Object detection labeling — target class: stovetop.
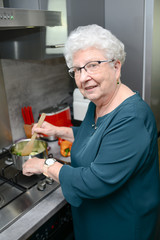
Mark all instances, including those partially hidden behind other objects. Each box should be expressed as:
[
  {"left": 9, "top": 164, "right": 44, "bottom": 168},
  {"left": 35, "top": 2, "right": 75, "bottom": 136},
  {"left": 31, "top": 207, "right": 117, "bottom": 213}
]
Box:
[{"left": 0, "top": 148, "right": 59, "bottom": 233}]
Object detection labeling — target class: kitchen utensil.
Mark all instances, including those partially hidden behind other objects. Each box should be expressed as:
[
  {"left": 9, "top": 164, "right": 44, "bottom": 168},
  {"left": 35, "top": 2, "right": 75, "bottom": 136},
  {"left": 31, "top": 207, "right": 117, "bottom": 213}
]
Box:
[
  {"left": 29, "top": 106, "right": 34, "bottom": 123},
  {"left": 21, "top": 113, "right": 46, "bottom": 156},
  {"left": 26, "top": 106, "right": 32, "bottom": 124},
  {"left": 21, "top": 106, "right": 34, "bottom": 124},
  {"left": 24, "top": 106, "right": 31, "bottom": 125},
  {"left": 21, "top": 107, "right": 27, "bottom": 124},
  {"left": 10, "top": 139, "right": 48, "bottom": 170}
]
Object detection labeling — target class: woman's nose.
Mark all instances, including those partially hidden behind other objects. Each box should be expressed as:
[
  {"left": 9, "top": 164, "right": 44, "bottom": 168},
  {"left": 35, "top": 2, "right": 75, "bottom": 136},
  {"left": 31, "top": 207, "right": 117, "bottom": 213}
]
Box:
[{"left": 78, "top": 68, "right": 90, "bottom": 82}]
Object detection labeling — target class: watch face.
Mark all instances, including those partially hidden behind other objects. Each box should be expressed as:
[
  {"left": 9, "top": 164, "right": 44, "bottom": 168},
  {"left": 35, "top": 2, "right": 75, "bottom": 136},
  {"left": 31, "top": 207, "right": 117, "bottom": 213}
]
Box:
[{"left": 45, "top": 158, "right": 56, "bottom": 166}]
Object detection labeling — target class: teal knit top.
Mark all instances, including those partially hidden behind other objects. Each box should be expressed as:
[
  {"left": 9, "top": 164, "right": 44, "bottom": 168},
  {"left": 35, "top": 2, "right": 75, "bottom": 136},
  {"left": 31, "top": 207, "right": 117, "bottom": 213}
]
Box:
[{"left": 59, "top": 92, "right": 160, "bottom": 240}]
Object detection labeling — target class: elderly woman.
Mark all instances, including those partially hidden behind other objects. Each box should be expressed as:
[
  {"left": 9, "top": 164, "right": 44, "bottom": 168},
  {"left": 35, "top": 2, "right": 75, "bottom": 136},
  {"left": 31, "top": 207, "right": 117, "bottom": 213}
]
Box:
[{"left": 23, "top": 25, "right": 160, "bottom": 240}]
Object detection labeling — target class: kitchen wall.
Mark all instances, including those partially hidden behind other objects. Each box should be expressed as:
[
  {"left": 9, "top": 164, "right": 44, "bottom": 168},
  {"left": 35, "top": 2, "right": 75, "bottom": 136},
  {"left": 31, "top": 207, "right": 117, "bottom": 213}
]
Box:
[{"left": 1, "top": 57, "right": 75, "bottom": 142}]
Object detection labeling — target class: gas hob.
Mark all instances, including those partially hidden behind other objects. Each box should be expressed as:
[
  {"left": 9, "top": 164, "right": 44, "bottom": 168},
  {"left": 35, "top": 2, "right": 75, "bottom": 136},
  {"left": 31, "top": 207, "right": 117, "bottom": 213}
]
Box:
[{"left": 0, "top": 148, "right": 59, "bottom": 233}]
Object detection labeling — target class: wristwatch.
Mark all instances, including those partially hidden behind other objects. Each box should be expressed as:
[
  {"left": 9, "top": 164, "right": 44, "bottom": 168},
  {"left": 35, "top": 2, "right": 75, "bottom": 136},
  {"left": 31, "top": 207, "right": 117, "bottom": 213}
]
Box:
[{"left": 43, "top": 158, "right": 56, "bottom": 177}]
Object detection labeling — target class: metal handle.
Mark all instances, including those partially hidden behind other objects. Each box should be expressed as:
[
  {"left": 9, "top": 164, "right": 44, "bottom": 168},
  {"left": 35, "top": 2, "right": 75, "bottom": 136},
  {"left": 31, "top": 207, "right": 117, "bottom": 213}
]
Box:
[{"left": 46, "top": 44, "right": 64, "bottom": 48}]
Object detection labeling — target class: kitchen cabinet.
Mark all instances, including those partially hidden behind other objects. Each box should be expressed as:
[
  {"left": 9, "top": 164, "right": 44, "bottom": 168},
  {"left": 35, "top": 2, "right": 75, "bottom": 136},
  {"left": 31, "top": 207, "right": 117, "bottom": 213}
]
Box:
[
  {"left": 66, "top": 0, "right": 105, "bottom": 33},
  {"left": 3, "top": 0, "right": 40, "bottom": 9}
]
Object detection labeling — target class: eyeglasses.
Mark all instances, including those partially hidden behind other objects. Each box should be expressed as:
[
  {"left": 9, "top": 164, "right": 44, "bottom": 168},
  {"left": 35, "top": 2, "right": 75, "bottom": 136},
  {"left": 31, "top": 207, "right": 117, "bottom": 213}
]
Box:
[{"left": 68, "top": 59, "right": 114, "bottom": 78}]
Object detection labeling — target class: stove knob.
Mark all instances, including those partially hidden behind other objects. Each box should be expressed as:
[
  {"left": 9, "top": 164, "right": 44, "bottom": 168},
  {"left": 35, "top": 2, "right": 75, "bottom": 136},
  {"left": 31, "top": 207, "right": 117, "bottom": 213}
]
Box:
[
  {"left": 46, "top": 177, "right": 54, "bottom": 185},
  {"left": 37, "top": 180, "right": 46, "bottom": 191}
]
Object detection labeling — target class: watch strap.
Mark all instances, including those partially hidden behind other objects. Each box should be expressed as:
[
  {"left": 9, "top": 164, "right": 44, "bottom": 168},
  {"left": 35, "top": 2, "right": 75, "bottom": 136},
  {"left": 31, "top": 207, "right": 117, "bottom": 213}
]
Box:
[{"left": 43, "top": 164, "right": 49, "bottom": 177}]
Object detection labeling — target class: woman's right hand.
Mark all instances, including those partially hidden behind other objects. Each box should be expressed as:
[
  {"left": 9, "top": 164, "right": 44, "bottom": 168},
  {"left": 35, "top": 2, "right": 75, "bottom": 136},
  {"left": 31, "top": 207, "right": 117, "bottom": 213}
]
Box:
[
  {"left": 32, "top": 121, "right": 74, "bottom": 142},
  {"left": 32, "top": 121, "right": 58, "bottom": 138}
]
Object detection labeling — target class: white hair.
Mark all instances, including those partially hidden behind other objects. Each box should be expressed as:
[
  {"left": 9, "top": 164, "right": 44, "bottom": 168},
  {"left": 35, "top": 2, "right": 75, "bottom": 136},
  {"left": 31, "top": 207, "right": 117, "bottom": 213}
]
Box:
[{"left": 63, "top": 24, "right": 126, "bottom": 68}]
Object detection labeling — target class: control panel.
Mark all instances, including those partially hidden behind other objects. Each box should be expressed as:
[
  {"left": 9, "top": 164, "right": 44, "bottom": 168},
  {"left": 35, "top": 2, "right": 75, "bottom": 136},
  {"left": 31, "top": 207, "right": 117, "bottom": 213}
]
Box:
[
  {"left": 0, "top": 13, "right": 14, "bottom": 20},
  {"left": 0, "top": 8, "right": 22, "bottom": 27},
  {"left": 28, "top": 204, "right": 74, "bottom": 240}
]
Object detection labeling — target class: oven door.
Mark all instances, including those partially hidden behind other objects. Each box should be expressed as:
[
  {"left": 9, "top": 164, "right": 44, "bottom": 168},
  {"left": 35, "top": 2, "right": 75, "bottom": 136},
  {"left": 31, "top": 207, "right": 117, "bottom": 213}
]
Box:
[{"left": 28, "top": 203, "right": 74, "bottom": 240}]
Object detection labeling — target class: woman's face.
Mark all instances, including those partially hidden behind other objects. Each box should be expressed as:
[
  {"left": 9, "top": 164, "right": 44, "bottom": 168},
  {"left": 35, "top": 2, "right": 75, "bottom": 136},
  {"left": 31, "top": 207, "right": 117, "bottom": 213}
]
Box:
[{"left": 72, "top": 47, "right": 121, "bottom": 106}]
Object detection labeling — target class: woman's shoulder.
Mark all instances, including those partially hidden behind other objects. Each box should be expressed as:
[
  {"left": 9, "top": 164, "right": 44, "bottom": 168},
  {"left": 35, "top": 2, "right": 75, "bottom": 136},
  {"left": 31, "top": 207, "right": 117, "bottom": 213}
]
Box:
[{"left": 114, "top": 89, "right": 156, "bottom": 131}]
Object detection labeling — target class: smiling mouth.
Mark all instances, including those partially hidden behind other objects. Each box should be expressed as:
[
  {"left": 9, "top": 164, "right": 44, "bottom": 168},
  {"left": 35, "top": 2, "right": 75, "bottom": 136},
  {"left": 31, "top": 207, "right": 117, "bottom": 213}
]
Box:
[{"left": 85, "top": 85, "right": 97, "bottom": 90}]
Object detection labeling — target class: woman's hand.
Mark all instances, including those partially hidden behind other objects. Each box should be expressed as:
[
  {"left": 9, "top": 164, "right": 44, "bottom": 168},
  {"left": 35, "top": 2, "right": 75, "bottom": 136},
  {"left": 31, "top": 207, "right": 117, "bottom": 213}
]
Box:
[
  {"left": 32, "top": 121, "right": 58, "bottom": 138},
  {"left": 22, "top": 157, "right": 44, "bottom": 176},
  {"left": 32, "top": 121, "right": 75, "bottom": 142},
  {"left": 22, "top": 157, "right": 63, "bottom": 183}
]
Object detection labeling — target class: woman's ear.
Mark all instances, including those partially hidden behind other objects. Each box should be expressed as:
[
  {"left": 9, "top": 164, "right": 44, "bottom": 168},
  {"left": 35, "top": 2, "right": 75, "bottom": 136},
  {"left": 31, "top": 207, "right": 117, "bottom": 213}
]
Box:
[
  {"left": 114, "top": 60, "right": 121, "bottom": 78},
  {"left": 114, "top": 60, "right": 121, "bottom": 70}
]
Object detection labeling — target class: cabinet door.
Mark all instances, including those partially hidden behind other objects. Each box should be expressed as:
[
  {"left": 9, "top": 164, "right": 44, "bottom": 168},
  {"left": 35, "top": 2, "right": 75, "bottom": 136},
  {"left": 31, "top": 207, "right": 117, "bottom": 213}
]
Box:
[
  {"left": 3, "top": 0, "right": 39, "bottom": 9},
  {"left": 66, "top": 0, "right": 105, "bottom": 33},
  {"left": 105, "top": 0, "right": 144, "bottom": 96}
]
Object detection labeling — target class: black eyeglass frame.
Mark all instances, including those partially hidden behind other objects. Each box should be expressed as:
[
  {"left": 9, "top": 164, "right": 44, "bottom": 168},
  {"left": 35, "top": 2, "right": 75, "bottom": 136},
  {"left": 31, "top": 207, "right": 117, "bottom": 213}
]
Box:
[{"left": 68, "top": 59, "right": 115, "bottom": 78}]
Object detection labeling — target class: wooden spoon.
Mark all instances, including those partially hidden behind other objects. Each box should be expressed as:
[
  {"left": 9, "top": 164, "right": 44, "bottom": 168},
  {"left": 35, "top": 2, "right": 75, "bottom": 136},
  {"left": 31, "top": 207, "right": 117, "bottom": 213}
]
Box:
[{"left": 21, "top": 113, "right": 46, "bottom": 156}]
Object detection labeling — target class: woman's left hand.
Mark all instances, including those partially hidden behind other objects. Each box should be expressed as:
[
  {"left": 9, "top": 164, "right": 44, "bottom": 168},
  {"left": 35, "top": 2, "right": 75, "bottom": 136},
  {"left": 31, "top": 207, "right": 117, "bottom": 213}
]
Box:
[{"left": 22, "top": 157, "right": 45, "bottom": 176}]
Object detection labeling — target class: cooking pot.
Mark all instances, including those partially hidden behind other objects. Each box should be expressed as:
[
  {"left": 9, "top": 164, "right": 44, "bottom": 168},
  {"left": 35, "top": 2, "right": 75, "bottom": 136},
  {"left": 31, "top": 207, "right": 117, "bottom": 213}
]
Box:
[{"left": 10, "top": 139, "right": 48, "bottom": 170}]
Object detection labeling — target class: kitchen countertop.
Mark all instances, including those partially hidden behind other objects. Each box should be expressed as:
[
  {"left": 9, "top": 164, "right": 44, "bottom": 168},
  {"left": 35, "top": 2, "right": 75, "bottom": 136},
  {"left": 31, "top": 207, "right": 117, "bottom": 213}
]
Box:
[{"left": 0, "top": 139, "right": 71, "bottom": 240}]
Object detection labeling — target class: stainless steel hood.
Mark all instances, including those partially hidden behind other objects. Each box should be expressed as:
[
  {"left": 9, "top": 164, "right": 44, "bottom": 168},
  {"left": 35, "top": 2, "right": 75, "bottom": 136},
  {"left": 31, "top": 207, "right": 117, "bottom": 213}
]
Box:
[
  {"left": 0, "top": 8, "right": 61, "bottom": 29},
  {"left": 0, "top": 7, "right": 63, "bottom": 59}
]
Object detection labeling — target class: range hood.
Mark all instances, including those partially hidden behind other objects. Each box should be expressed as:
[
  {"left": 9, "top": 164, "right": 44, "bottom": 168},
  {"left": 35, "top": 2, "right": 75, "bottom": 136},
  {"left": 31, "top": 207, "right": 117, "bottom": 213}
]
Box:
[
  {"left": 0, "top": 0, "right": 66, "bottom": 60},
  {"left": 0, "top": 8, "right": 61, "bottom": 29},
  {"left": 0, "top": 7, "right": 63, "bottom": 60}
]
